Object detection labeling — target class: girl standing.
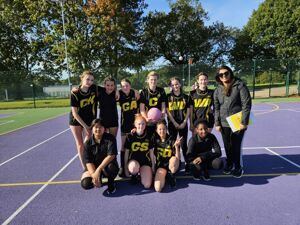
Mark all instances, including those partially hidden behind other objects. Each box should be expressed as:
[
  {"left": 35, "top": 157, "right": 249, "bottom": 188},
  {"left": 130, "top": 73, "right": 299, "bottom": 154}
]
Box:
[
  {"left": 189, "top": 72, "right": 214, "bottom": 134},
  {"left": 98, "top": 76, "right": 119, "bottom": 137},
  {"left": 166, "top": 77, "right": 190, "bottom": 172},
  {"left": 140, "top": 71, "right": 167, "bottom": 136},
  {"left": 70, "top": 71, "right": 97, "bottom": 169}
]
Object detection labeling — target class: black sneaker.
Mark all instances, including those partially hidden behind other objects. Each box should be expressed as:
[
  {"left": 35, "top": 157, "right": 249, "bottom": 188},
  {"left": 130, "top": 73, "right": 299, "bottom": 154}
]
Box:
[
  {"left": 223, "top": 164, "right": 234, "bottom": 175},
  {"left": 232, "top": 168, "right": 244, "bottom": 178},
  {"left": 118, "top": 168, "right": 125, "bottom": 178},
  {"left": 203, "top": 170, "right": 211, "bottom": 181},
  {"left": 106, "top": 182, "right": 116, "bottom": 195},
  {"left": 168, "top": 173, "right": 176, "bottom": 188},
  {"left": 130, "top": 174, "right": 138, "bottom": 185},
  {"left": 193, "top": 175, "right": 201, "bottom": 180}
]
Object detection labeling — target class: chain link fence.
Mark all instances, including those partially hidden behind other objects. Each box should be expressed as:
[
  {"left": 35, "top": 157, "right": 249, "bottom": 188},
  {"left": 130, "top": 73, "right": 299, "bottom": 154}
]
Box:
[{"left": 1, "top": 59, "right": 299, "bottom": 102}]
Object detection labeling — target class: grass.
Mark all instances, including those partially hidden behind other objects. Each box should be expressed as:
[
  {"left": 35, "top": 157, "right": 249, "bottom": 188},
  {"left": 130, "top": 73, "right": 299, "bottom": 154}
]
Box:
[
  {"left": 0, "top": 107, "right": 69, "bottom": 135},
  {"left": 0, "top": 99, "right": 69, "bottom": 109}
]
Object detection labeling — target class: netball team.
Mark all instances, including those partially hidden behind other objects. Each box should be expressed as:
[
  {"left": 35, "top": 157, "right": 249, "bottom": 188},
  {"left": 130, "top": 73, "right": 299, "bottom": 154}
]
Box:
[{"left": 69, "top": 67, "right": 252, "bottom": 194}]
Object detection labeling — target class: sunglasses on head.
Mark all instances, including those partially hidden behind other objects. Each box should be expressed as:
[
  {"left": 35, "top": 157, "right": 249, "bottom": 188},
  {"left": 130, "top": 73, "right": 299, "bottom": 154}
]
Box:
[{"left": 218, "top": 71, "right": 230, "bottom": 77}]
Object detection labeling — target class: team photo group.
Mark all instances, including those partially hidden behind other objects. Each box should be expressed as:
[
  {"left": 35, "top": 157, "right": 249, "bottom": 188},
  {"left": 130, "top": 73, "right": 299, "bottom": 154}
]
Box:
[{"left": 69, "top": 65, "right": 252, "bottom": 194}]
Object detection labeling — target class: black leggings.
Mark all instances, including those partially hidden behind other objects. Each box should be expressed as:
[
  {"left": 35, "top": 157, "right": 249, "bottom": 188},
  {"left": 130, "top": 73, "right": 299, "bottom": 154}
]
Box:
[
  {"left": 190, "top": 158, "right": 223, "bottom": 178},
  {"left": 81, "top": 162, "right": 119, "bottom": 190},
  {"left": 221, "top": 127, "right": 245, "bottom": 169},
  {"left": 168, "top": 122, "right": 188, "bottom": 162}
]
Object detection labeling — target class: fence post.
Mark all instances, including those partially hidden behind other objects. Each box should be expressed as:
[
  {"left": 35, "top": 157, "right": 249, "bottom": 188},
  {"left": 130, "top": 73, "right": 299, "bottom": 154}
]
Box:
[
  {"left": 297, "top": 70, "right": 300, "bottom": 96},
  {"left": 269, "top": 69, "right": 272, "bottom": 97},
  {"left": 252, "top": 59, "right": 256, "bottom": 99},
  {"left": 30, "top": 72, "right": 36, "bottom": 108},
  {"left": 286, "top": 60, "right": 290, "bottom": 97}
]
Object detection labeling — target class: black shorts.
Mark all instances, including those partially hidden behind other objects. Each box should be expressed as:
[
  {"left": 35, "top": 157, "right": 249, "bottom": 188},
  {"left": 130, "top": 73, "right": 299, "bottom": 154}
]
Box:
[
  {"left": 156, "top": 160, "right": 170, "bottom": 170},
  {"left": 129, "top": 156, "right": 151, "bottom": 167},
  {"left": 101, "top": 118, "right": 119, "bottom": 129},
  {"left": 69, "top": 113, "right": 93, "bottom": 127}
]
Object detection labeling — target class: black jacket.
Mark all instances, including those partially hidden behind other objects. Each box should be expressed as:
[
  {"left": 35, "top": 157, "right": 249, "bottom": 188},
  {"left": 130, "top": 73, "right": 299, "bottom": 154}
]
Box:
[
  {"left": 186, "top": 133, "right": 221, "bottom": 163},
  {"left": 213, "top": 78, "right": 252, "bottom": 127}
]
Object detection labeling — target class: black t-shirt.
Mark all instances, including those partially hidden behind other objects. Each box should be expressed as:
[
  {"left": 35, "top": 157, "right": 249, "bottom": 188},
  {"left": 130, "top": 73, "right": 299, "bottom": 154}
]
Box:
[
  {"left": 139, "top": 87, "right": 167, "bottom": 111},
  {"left": 84, "top": 133, "right": 118, "bottom": 168},
  {"left": 189, "top": 88, "right": 214, "bottom": 125},
  {"left": 118, "top": 89, "right": 139, "bottom": 133},
  {"left": 98, "top": 86, "right": 118, "bottom": 127},
  {"left": 186, "top": 133, "right": 221, "bottom": 163},
  {"left": 124, "top": 130, "right": 153, "bottom": 163},
  {"left": 69, "top": 85, "right": 98, "bottom": 126},
  {"left": 152, "top": 134, "right": 175, "bottom": 166},
  {"left": 167, "top": 92, "right": 190, "bottom": 124}
]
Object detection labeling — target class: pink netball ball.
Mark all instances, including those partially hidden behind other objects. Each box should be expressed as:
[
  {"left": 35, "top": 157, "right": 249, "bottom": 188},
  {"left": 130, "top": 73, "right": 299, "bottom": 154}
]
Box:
[{"left": 147, "top": 108, "right": 162, "bottom": 123}]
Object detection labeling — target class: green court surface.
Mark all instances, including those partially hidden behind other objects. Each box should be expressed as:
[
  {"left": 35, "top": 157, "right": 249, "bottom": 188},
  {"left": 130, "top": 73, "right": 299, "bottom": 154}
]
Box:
[{"left": 0, "top": 107, "right": 69, "bottom": 135}]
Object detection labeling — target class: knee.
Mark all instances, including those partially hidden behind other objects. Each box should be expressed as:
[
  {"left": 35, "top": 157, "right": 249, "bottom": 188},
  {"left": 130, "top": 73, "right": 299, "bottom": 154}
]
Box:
[
  {"left": 81, "top": 177, "right": 94, "bottom": 190},
  {"left": 212, "top": 158, "right": 224, "bottom": 170},
  {"left": 142, "top": 180, "right": 152, "bottom": 189},
  {"left": 107, "top": 163, "right": 119, "bottom": 178},
  {"left": 128, "top": 161, "right": 140, "bottom": 174}
]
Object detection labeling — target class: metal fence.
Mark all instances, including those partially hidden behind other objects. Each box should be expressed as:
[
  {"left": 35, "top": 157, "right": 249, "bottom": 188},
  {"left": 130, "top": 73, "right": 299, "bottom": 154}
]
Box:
[{"left": 0, "top": 59, "right": 299, "bottom": 101}]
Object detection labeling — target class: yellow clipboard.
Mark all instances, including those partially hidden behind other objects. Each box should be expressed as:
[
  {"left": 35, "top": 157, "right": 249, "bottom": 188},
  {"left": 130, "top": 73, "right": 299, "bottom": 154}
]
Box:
[{"left": 226, "top": 111, "right": 254, "bottom": 132}]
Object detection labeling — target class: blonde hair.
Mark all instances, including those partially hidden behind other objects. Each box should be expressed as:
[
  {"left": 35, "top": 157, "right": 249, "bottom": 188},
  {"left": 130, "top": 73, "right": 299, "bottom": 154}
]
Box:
[
  {"left": 80, "top": 70, "right": 94, "bottom": 85},
  {"left": 134, "top": 113, "right": 147, "bottom": 124},
  {"left": 147, "top": 71, "right": 159, "bottom": 80}
]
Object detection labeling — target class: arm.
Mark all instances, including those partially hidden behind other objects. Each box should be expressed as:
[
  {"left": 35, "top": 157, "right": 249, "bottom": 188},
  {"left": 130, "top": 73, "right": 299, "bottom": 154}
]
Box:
[
  {"left": 134, "top": 89, "right": 140, "bottom": 100},
  {"left": 189, "top": 105, "right": 194, "bottom": 132},
  {"left": 71, "top": 107, "right": 92, "bottom": 136},
  {"left": 150, "top": 148, "right": 155, "bottom": 173},
  {"left": 179, "top": 107, "right": 190, "bottom": 129},
  {"left": 161, "top": 101, "right": 166, "bottom": 119},
  {"left": 174, "top": 137, "right": 182, "bottom": 160},
  {"left": 240, "top": 85, "right": 252, "bottom": 129},
  {"left": 213, "top": 88, "right": 222, "bottom": 132},
  {"left": 140, "top": 102, "right": 148, "bottom": 121},
  {"left": 166, "top": 109, "right": 180, "bottom": 128}
]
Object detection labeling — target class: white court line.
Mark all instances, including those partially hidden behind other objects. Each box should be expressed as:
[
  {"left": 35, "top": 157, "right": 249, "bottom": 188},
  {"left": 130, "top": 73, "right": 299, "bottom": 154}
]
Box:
[
  {"left": 264, "top": 147, "right": 300, "bottom": 169},
  {"left": 2, "top": 154, "right": 78, "bottom": 225},
  {"left": 243, "top": 146, "right": 300, "bottom": 150},
  {"left": 0, "top": 128, "right": 70, "bottom": 167},
  {"left": 255, "top": 103, "right": 279, "bottom": 115},
  {"left": 0, "top": 120, "right": 14, "bottom": 126}
]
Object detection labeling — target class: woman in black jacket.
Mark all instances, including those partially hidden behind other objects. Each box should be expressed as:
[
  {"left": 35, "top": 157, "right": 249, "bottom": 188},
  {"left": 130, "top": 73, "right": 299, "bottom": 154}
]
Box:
[{"left": 213, "top": 65, "right": 252, "bottom": 178}]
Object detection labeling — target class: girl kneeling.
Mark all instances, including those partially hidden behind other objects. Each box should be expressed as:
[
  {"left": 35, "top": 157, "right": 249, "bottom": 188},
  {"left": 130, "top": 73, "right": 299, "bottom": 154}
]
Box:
[{"left": 153, "top": 122, "right": 181, "bottom": 192}]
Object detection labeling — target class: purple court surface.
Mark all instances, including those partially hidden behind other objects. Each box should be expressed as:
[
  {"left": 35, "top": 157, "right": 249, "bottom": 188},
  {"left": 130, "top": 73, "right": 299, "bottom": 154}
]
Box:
[{"left": 0, "top": 102, "right": 300, "bottom": 225}]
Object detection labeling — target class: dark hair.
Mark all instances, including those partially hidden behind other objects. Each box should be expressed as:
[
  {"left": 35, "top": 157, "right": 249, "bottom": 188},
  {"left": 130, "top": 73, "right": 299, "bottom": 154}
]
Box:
[
  {"left": 215, "top": 65, "right": 234, "bottom": 84},
  {"left": 156, "top": 121, "right": 167, "bottom": 129},
  {"left": 169, "top": 77, "right": 183, "bottom": 93},
  {"left": 90, "top": 119, "right": 104, "bottom": 128},
  {"left": 194, "top": 119, "right": 208, "bottom": 128}
]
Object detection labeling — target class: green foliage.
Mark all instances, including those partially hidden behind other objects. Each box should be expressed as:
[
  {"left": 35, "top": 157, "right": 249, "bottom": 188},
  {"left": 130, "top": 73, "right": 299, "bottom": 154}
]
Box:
[
  {"left": 231, "top": 0, "right": 300, "bottom": 63},
  {"left": 143, "top": 0, "right": 236, "bottom": 66}
]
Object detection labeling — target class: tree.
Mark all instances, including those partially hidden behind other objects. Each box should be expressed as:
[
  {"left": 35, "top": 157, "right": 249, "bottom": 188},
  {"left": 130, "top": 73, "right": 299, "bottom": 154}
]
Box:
[
  {"left": 143, "top": 0, "right": 235, "bottom": 66},
  {"left": 242, "top": 0, "right": 300, "bottom": 59}
]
